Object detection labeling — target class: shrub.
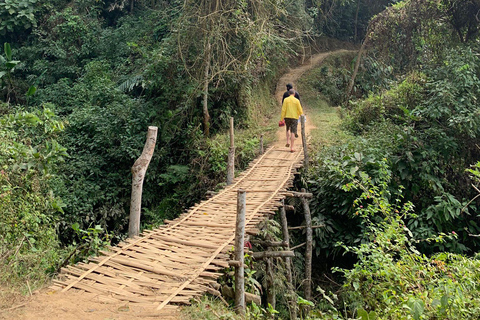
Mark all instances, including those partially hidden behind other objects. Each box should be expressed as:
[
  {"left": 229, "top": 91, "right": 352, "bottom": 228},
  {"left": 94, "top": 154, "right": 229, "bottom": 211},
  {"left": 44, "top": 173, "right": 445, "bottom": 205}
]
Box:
[
  {"left": 335, "top": 167, "right": 480, "bottom": 319},
  {"left": 0, "top": 105, "right": 67, "bottom": 289}
]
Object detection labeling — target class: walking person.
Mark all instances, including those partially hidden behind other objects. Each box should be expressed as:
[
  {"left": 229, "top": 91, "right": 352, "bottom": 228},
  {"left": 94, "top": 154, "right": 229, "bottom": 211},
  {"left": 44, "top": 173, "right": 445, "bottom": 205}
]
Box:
[
  {"left": 281, "top": 89, "right": 304, "bottom": 153},
  {"left": 282, "top": 83, "right": 300, "bottom": 103}
]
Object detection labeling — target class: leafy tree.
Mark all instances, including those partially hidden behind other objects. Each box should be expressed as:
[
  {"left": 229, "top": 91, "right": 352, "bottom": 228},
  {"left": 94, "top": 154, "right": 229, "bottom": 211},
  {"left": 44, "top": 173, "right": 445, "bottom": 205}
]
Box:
[{"left": 0, "top": 0, "right": 38, "bottom": 37}]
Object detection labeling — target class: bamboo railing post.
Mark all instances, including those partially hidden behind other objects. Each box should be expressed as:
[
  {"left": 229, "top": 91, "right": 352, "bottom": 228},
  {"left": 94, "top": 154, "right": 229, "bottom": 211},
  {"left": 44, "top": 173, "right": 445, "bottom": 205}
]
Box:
[
  {"left": 280, "top": 200, "right": 297, "bottom": 320},
  {"left": 128, "top": 126, "right": 158, "bottom": 238},
  {"left": 234, "top": 189, "right": 246, "bottom": 316},
  {"left": 259, "top": 134, "right": 264, "bottom": 154},
  {"left": 227, "top": 117, "right": 235, "bottom": 185},
  {"left": 301, "top": 188, "right": 312, "bottom": 302},
  {"left": 266, "top": 256, "right": 275, "bottom": 315},
  {"left": 300, "top": 115, "right": 308, "bottom": 170}
]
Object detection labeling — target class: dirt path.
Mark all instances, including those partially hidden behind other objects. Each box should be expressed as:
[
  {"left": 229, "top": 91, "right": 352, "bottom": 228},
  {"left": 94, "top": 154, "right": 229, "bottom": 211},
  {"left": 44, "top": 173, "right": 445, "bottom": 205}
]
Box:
[
  {"left": 1, "top": 50, "right": 347, "bottom": 320},
  {"left": 272, "top": 50, "right": 350, "bottom": 147}
]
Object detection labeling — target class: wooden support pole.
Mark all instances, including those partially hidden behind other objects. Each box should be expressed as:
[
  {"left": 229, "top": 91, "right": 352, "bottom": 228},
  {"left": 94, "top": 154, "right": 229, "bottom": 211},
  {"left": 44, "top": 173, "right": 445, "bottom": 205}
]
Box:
[
  {"left": 227, "top": 117, "right": 235, "bottom": 185},
  {"left": 222, "top": 285, "right": 261, "bottom": 305},
  {"left": 228, "top": 260, "right": 247, "bottom": 268},
  {"left": 285, "top": 191, "right": 313, "bottom": 198},
  {"left": 251, "top": 251, "right": 295, "bottom": 259},
  {"left": 266, "top": 257, "right": 275, "bottom": 312},
  {"left": 300, "top": 115, "right": 308, "bottom": 170},
  {"left": 128, "top": 126, "right": 158, "bottom": 238},
  {"left": 249, "top": 240, "right": 288, "bottom": 247},
  {"left": 281, "top": 200, "right": 297, "bottom": 320},
  {"left": 234, "top": 189, "right": 246, "bottom": 315},
  {"left": 259, "top": 134, "right": 264, "bottom": 154},
  {"left": 288, "top": 225, "right": 324, "bottom": 230},
  {"left": 301, "top": 188, "right": 312, "bottom": 302}
]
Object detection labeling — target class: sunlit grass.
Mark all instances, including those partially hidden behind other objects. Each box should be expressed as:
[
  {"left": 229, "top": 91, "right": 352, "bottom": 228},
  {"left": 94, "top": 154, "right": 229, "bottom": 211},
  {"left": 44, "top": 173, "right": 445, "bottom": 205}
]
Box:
[
  {"left": 180, "top": 296, "right": 242, "bottom": 320},
  {"left": 297, "top": 83, "right": 350, "bottom": 151}
]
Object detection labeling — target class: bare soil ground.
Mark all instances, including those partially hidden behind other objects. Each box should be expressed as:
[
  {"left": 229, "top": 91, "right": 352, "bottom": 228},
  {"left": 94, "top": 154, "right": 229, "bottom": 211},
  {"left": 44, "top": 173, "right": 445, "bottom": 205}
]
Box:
[{"left": 1, "top": 49, "right": 346, "bottom": 320}]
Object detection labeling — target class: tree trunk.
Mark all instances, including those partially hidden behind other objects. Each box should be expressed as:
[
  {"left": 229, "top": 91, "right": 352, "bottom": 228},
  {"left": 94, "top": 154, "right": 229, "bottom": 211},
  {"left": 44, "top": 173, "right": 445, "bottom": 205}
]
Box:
[
  {"left": 354, "top": 0, "right": 361, "bottom": 43},
  {"left": 203, "top": 41, "right": 211, "bottom": 136},
  {"left": 346, "top": 39, "right": 367, "bottom": 101},
  {"left": 128, "top": 126, "right": 158, "bottom": 238}
]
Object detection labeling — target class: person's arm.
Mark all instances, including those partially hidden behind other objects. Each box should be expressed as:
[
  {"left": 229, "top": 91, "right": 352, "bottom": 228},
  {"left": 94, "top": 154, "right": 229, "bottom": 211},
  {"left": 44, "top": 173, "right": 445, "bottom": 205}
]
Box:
[
  {"left": 295, "top": 92, "right": 300, "bottom": 101},
  {"left": 281, "top": 100, "right": 287, "bottom": 121}
]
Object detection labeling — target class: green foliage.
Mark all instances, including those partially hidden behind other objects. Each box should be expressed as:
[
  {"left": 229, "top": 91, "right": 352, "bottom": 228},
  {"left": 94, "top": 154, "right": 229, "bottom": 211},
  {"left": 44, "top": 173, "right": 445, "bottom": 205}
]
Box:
[
  {"left": 0, "top": 105, "right": 66, "bottom": 289},
  {"left": 310, "top": 0, "right": 398, "bottom": 42},
  {"left": 332, "top": 167, "right": 480, "bottom": 319},
  {"left": 341, "top": 45, "right": 480, "bottom": 252},
  {"left": 0, "top": 42, "right": 24, "bottom": 102},
  {"left": 70, "top": 223, "right": 112, "bottom": 260},
  {"left": 344, "top": 72, "right": 426, "bottom": 132},
  {"left": 0, "top": 0, "right": 38, "bottom": 36},
  {"left": 301, "top": 52, "right": 394, "bottom": 106}
]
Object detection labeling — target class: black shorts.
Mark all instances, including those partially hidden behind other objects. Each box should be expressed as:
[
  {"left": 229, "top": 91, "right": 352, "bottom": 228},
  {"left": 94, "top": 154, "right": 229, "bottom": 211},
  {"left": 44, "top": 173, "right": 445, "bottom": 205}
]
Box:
[{"left": 285, "top": 118, "right": 298, "bottom": 137}]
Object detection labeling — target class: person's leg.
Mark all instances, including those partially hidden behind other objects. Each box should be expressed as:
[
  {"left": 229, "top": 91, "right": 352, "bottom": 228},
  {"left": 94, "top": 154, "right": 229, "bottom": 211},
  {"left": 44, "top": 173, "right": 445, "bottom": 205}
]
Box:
[
  {"left": 290, "top": 119, "right": 298, "bottom": 152},
  {"left": 285, "top": 127, "right": 290, "bottom": 147}
]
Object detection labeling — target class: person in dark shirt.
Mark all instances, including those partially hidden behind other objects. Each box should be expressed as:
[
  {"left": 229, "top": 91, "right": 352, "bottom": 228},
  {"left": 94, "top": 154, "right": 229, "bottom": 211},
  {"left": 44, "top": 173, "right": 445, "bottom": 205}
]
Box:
[{"left": 282, "top": 83, "right": 300, "bottom": 103}]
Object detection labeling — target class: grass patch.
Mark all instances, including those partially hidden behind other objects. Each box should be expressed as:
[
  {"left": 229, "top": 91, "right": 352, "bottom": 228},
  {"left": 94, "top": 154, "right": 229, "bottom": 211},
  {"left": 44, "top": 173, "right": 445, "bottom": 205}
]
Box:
[
  {"left": 297, "top": 71, "right": 350, "bottom": 151},
  {"left": 180, "top": 296, "right": 242, "bottom": 320}
]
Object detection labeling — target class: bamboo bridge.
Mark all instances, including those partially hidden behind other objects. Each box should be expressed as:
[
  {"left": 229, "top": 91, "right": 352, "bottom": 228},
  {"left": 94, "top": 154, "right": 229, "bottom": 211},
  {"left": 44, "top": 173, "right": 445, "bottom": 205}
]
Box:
[{"left": 52, "top": 143, "right": 305, "bottom": 315}]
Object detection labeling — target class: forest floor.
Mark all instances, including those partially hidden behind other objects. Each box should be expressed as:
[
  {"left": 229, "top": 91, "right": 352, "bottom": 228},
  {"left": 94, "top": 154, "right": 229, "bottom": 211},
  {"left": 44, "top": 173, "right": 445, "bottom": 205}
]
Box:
[{"left": 0, "top": 49, "right": 349, "bottom": 320}]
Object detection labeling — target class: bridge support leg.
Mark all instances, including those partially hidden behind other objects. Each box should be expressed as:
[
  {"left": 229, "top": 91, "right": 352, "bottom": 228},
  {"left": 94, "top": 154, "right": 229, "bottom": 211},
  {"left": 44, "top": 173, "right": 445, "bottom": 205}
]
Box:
[
  {"left": 280, "top": 200, "right": 297, "bottom": 320},
  {"left": 266, "top": 256, "right": 276, "bottom": 316},
  {"left": 234, "top": 189, "right": 246, "bottom": 316},
  {"left": 301, "top": 188, "right": 313, "bottom": 309}
]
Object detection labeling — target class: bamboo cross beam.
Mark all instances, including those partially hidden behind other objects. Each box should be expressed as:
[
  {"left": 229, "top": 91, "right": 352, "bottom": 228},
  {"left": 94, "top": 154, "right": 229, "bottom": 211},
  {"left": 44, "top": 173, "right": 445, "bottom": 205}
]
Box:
[
  {"left": 285, "top": 191, "right": 313, "bottom": 198},
  {"left": 249, "top": 240, "right": 288, "bottom": 247},
  {"left": 251, "top": 251, "right": 295, "bottom": 259}
]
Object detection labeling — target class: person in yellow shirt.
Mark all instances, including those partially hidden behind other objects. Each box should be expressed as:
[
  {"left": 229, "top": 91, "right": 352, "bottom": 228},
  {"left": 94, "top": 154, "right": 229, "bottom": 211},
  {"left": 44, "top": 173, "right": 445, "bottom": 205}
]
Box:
[{"left": 280, "top": 89, "right": 304, "bottom": 153}]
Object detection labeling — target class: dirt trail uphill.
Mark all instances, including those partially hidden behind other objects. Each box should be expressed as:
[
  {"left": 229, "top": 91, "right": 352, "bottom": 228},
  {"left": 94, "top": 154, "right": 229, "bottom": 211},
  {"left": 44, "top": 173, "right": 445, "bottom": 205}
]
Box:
[{"left": 1, "top": 50, "right": 347, "bottom": 320}]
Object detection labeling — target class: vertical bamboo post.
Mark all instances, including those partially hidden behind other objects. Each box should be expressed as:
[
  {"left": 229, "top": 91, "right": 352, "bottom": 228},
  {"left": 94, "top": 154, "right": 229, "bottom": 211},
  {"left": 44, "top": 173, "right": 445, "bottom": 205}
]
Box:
[
  {"left": 235, "top": 189, "right": 246, "bottom": 316},
  {"left": 301, "top": 188, "right": 312, "bottom": 302},
  {"left": 259, "top": 134, "right": 264, "bottom": 155},
  {"left": 300, "top": 115, "right": 308, "bottom": 170},
  {"left": 129, "top": 126, "right": 158, "bottom": 238},
  {"left": 227, "top": 117, "right": 235, "bottom": 185},
  {"left": 266, "top": 257, "right": 275, "bottom": 315},
  {"left": 280, "top": 200, "right": 297, "bottom": 320}
]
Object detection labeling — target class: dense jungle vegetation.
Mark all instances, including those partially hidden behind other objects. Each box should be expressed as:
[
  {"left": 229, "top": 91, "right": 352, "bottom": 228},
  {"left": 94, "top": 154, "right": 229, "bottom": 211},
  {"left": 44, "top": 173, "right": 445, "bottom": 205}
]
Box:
[{"left": 2, "top": 0, "right": 480, "bottom": 319}]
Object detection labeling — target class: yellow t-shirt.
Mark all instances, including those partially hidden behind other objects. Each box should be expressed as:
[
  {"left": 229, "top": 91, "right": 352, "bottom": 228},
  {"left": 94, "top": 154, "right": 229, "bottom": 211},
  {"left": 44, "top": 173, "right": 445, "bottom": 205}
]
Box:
[{"left": 281, "top": 95, "right": 303, "bottom": 120}]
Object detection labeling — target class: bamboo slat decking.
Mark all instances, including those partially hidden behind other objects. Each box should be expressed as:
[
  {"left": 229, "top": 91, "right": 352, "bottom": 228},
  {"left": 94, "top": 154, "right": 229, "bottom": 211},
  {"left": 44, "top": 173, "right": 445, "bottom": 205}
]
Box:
[{"left": 52, "top": 145, "right": 304, "bottom": 313}]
